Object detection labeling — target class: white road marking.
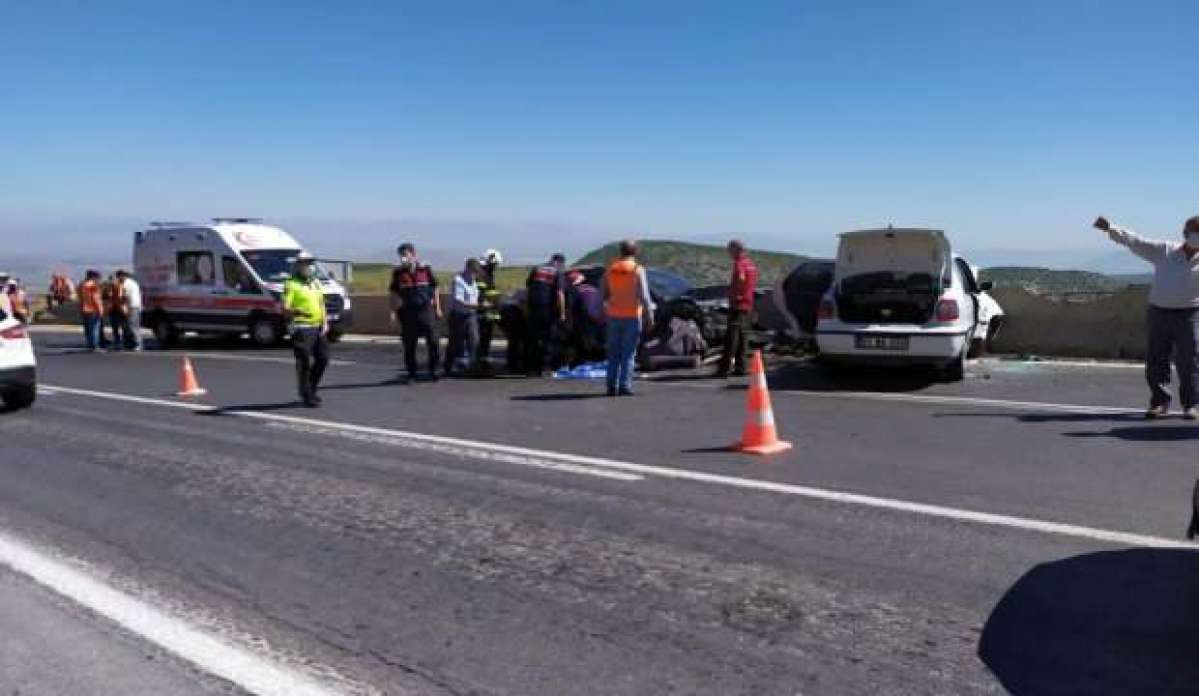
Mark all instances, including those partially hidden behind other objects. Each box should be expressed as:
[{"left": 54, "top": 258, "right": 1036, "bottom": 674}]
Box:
[
  {"left": 260, "top": 421, "right": 642, "bottom": 482},
  {"left": 38, "top": 385, "right": 639, "bottom": 483},
  {"left": 651, "top": 378, "right": 1142, "bottom": 415},
  {"left": 0, "top": 530, "right": 341, "bottom": 696},
  {"left": 42, "top": 384, "right": 1192, "bottom": 549}
]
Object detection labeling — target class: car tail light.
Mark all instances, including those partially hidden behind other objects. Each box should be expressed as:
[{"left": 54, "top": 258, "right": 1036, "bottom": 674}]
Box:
[
  {"left": 818, "top": 298, "right": 836, "bottom": 321},
  {"left": 935, "top": 297, "right": 960, "bottom": 322},
  {"left": 0, "top": 324, "right": 27, "bottom": 340}
]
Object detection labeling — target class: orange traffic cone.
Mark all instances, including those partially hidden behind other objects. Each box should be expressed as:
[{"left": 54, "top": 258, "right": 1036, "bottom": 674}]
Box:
[
  {"left": 176, "top": 355, "right": 208, "bottom": 398},
  {"left": 734, "top": 350, "right": 792, "bottom": 455}
]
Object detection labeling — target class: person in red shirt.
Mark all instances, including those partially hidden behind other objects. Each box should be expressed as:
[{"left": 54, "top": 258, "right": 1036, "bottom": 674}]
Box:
[{"left": 717, "top": 239, "right": 759, "bottom": 377}]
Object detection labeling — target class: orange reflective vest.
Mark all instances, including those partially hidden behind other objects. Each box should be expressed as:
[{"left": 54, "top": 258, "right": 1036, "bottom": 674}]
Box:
[
  {"left": 605, "top": 258, "right": 643, "bottom": 320},
  {"left": 80, "top": 280, "right": 103, "bottom": 315}
]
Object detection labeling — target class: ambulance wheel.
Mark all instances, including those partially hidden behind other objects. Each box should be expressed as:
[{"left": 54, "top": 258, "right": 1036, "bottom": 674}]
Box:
[
  {"left": 153, "top": 317, "right": 179, "bottom": 347},
  {"left": 249, "top": 316, "right": 282, "bottom": 347}
]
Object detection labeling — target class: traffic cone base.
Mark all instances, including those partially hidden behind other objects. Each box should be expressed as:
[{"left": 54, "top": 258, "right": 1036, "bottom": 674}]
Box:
[
  {"left": 177, "top": 355, "right": 207, "bottom": 398},
  {"left": 733, "top": 350, "right": 792, "bottom": 456}
]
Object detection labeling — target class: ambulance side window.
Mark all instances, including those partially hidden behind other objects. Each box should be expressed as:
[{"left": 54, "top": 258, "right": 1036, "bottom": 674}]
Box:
[
  {"left": 177, "top": 252, "right": 215, "bottom": 286},
  {"left": 223, "top": 256, "right": 259, "bottom": 294}
]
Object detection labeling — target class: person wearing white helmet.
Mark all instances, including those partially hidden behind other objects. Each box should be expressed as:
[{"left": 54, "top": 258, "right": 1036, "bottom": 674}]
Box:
[{"left": 476, "top": 249, "right": 503, "bottom": 372}]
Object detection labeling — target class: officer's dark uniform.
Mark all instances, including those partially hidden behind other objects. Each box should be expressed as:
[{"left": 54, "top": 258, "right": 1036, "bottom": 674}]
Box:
[
  {"left": 476, "top": 263, "right": 502, "bottom": 368},
  {"left": 390, "top": 263, "right": 440, "bottom": 380},
  {"left": 525, "top": 263, "right": 563, "bottom": 375}
]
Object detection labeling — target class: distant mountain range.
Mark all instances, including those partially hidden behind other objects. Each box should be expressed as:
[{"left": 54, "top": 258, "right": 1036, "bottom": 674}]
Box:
[{"left": 574, "top": 241, "right": 1152, "bottom": 294}]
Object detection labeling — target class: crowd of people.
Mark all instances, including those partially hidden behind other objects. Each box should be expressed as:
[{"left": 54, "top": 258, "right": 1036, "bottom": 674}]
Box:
[
  {"left": 374, "top": 238, "right": 757, "bottom": 392},
  {"left": 74, "top": 269, "right": 143, "bottom": 352}
]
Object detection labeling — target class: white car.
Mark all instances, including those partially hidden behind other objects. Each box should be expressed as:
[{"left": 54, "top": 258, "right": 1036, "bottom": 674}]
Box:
[
  {"left": 815, "top": 227, "right": 1004, "bottom": 381},
  {"left": 0, "top": 301, "right": 36, "bottom": 409}
]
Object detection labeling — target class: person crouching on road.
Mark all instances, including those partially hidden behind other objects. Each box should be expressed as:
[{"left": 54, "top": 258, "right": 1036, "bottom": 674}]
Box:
[
  {"left": 602, "top": 240, "right": 655, "bottom": 397},
  {"left": 445, "top": 258, "right": 482, "bottom": 377},
  {"left": 1095, "top": 215, "right": 1199, "bottom": 419},
  {"left": 389, "top": 243, "right": 442, "bottom": 383},
  {"left": 717, "top": 239, "right": 759, "bottom": 378},
  {"left": 283, "top": 253, "right": 330, "bottom": 407},
  {"left": 79, "top": 270, "right": 104, "bottom": 352}
]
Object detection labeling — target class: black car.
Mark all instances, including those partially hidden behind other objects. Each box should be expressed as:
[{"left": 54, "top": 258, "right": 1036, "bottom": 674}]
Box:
[{"left": 777, "top": 259, "right": 835, "bottom": 335}]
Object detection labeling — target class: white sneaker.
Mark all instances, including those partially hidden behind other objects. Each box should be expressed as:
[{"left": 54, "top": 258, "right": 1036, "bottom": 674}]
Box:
[{"left": 1146, "top": 405, "right": 1169, "bottom": 419}]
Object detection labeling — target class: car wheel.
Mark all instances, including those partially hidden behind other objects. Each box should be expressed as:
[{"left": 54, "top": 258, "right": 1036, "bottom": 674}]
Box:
[
  {"left": 968, "top": 336, "right": 986, "bottom": 359},
  {"left": 944, "top": 345, "right": 968, "bottom": 382},
  {"left": 249, "top": 316, "right": 282, "bottom": 347},
  {"left": 3, "top": 384, "right": 36, "bottom": 410},
  {"left": 153, "top": 317, "right": 179, "bottom": 347}
]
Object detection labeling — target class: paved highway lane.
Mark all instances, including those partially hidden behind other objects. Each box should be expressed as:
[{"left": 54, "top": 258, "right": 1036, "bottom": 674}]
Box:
[{"left": 3, "top": 335, "right": 1199, "bottom": 693}]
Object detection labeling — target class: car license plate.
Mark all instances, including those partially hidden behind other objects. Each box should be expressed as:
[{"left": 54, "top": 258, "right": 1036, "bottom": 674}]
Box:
[{"left": 855, "top": 335, "right": 909, "bottom": 351}]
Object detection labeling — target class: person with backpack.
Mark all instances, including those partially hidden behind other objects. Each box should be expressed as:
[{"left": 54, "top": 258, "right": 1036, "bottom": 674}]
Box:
[{"left": 389, "top": 243, "right": 442, "bottom": 382}]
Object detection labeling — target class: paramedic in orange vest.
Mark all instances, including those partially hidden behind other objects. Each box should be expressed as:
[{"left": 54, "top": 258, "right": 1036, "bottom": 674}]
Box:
[
  {"left": 601, "top": 240, "right": 655, "bottom": 397},
  {"left": 79, "top": 270, "right": 104, "bottom": 351}
]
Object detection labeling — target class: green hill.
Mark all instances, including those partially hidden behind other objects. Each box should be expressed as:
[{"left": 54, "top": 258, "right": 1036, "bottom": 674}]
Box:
[
  {"left": 978, "top": 266, "right": 1124, "bottom": 294},
  {"left": 576, "top": 240, "right": 808, "bottom": 287}
]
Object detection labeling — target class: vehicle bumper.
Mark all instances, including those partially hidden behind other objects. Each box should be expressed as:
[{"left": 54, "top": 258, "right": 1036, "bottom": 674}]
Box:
[
  {"left": 816, "top": 330, "right": 969, "bottom": 366},
  {"left": 0, "top": 365, "right": 36, "bottom": 390},
  {"left": 330, "top": 308, "right": 353, "bottom": 331}
]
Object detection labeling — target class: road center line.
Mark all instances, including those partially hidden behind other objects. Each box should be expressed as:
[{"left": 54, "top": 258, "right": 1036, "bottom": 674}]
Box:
[
  {"left": 259, "top": 420, "right": 642, "bottom": 482},
  {"left": 0, "top": 530, "right": 341, "bottom": 696},
  {"left": 41, "top": 383, "right": 1190, "bottom": 549}
]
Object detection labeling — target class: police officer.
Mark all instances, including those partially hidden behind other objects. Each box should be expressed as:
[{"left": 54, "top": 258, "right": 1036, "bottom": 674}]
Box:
[
  {"left": 525, "top": 253, "right": 567, "bottom": 376},
  {"left": 476, "top": 249, "right": 503, "bottom": 372},
  {"left": 282, "top": 252, "right": 330, "bottom": 407},
  {"left": 389, "top": 242, "right": 442, "bottom": 382}
]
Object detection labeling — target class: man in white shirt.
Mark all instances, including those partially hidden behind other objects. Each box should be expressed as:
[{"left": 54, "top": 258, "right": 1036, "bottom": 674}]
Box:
[
  {"left": 444, "top": 258, "right": 482, "bottom": 376},
  {"left": 1096, "top": 215, "right": 1199, "bottom": 418},
  {"left": 116, "top": 270, "right": 143, "bottom": 351}
]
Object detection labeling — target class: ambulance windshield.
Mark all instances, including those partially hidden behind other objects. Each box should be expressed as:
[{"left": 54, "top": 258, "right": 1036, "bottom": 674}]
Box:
[{"left": 242, "top": 249, "right": 330, "bottom": 282}]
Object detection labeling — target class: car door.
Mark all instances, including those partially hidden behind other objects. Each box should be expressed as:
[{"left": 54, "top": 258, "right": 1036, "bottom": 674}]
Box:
[{"left": 954, "top": 258, "right": 989, "bottom": 336}]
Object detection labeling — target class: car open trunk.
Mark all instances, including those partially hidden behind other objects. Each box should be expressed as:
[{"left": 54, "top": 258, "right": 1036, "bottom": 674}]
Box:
[{"left": 833, "top": 228, "right": 951, "bottom": 324}]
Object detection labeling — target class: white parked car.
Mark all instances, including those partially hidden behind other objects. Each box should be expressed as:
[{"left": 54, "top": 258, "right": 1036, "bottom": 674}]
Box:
[
  {"left": 815, "top": 228, "right": 1004, "bottom": 381},
  {"left": 0, "top": 300, "right": 36, "bottom": 409}
]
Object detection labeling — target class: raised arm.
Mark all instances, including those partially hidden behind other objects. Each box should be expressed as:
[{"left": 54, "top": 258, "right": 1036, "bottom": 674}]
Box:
[{"left": 1094, "top": 216, "right": 1171, "bottom": 263}]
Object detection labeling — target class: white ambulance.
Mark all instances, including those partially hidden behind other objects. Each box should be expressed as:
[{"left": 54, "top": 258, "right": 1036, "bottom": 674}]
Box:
[{"left": 133, "top": 218, "right": 352, "bottom": 346}]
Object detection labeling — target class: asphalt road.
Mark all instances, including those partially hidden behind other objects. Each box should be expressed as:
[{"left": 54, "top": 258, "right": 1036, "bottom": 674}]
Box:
[{"left": 5, "top": 330, "right": 1199, "bottom": 694}]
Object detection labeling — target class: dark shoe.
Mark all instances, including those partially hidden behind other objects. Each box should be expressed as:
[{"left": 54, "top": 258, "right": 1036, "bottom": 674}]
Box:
[
  {"left": 303, "top": 397, "right": 320, "bottom": 408},
  {"left": 1146, "top": 404, "right": 1169, "bottom": 419},
  {"left": 618, "top": 387, "right": 635, "bottom": 397},
  {"left": 309, "top": 393, "right": 323, "bottom": 405},
  {"left": 606, "top": 387, "right": 617, "bottom": 397}
]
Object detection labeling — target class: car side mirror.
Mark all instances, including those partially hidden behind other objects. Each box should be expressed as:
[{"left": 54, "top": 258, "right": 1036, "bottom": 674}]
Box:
[{"left": 979, "top": 281, "right": 994, "bottom": 292}]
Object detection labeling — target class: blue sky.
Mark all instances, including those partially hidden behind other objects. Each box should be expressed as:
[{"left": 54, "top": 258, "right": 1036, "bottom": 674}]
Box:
[{"left": 2, "top": 0, "right": 1196, "bottom": 267}]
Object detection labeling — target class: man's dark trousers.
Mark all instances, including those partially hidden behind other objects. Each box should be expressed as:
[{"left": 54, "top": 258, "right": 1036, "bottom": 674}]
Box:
[
  {"left": 1146, "top": 305, "right": 1199, "bottom": 408},
  {"left": 292, "top": 326, "right": 330, "bottom": 400},
  {"left": 400, "top": 306, "right": 439, "bottom": 379},
  {"left": 719, "top": 308, "right": 752, "bottom": 375}
]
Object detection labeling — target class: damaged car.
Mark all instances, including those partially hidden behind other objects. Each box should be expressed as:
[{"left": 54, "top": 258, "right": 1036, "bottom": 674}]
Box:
[{"left": 815, "top": 227, "right": 1004, "bottom": 381}]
